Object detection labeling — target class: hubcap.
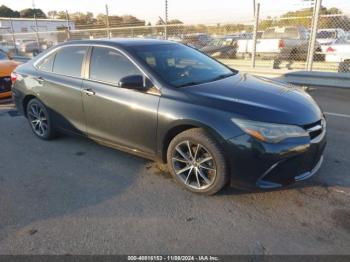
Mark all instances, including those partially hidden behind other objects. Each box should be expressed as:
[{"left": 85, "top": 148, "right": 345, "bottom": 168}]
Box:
[
  {"left": 28, "top": 104, "right": 48, "bottom": 137},
  {"left": 172, "top": 141, "right": 217, "bottom": 190}
]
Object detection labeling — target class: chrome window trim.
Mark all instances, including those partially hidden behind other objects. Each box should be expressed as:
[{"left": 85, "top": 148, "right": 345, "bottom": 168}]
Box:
[
  {"left": 33, "top": 45, "right": 88, "bottom": 79},
  {"left": 35, "top": 51, "right": 57, "bottom": 73},
  {"left": 33, "top": 43, "right": 161, "bottom": 92}
]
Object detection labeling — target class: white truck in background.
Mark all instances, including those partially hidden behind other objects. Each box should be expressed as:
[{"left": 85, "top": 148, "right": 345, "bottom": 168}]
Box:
[
  {"left": 237, "top": 26, "right": 319, "bottom": 60},
  {"left": 317, "top": 28, "right": 348, "bottom": 53}
]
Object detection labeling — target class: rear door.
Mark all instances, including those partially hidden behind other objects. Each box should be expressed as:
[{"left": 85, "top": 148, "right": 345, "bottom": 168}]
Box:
[
  {"left": 34, "top": 45, "right": 87, "bottom": 134},
  {"left": 82, "top": 46, "right": 160, "bottom": 156}
]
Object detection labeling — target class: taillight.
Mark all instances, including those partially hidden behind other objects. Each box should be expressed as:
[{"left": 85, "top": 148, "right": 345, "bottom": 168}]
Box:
[
  {"left": 278, "top": 39, "right": 285, "bottom": 49},
  {"left": 326, "top": 47, "right": 336, "bottom": 53},
  {"left": 11, "top": 72, "right": 17, "bottom": 85}
]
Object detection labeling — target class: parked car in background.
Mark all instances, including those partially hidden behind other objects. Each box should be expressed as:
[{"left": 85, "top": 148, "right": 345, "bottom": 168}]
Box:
[
  {"left": 237, "top": 26, "right": 320, "bottom": 60},
  {"left": 0, "top": 49, "right": 21, "bottom": 99},
  {"left": 325, "top": 43, "right": 350, "bottom": 63},
  {"left": 317, "top": 28, "right": 347, "bottom": 53},
  {"left": 181, "top": 34, "right": 212, "bottom": 49},
  {"left": 19, "top": 40, "right": 53, "bottom": 56},
  {"left": 200, "top": 36, "right": 238, "bottom": 58},
  {"left": 12, "top": 39, "right": 326, "bottom": 195},
  {"left": 0, "top": 42, "right": 17, "bottom": 54}
]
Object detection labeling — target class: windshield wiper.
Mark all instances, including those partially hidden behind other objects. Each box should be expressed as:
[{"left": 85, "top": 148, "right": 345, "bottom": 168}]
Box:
[
  {"left": 176, "top": 73, "right": 234, "bottom": 88},
  {"left": 177, "top": 82, "right": 203, "bottom": 88},
  {"left": 209, "top": 73, "right": 234, "bottom": 82}
]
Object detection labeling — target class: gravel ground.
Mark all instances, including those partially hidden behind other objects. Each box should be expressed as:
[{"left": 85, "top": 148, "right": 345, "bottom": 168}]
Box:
[{"left": 0, "top": 86, "right": 349, "bottom": 255}]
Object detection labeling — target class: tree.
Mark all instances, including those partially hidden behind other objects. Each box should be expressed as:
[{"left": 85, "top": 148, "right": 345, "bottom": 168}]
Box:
[
  {"left": 47, "top": 10, "right": 58, "bottom": 19},
  {"left": 121, "top": 15, "right": 145, "bottom": 26},
  {"left": 56, "top": 11, "right": 67, "bottom": 20},
  {"left": 168, "top": 19, "right": 184, "bottom": 24},
  {"left": 259, "top": 6, "right": 350, "bottom": 31},
  {"left": 68, "top": 12, "right": 96, "bottom": 28},
  {"left": 20, "top": 8, "right": 47, "bottom": 18},
  {"left": 0, "top": 5, "right": 20, "bottom": 17}
]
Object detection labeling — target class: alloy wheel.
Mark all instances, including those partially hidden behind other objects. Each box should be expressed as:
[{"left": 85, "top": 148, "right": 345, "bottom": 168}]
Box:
[
  {"left": 28, "top": 103, "right": 49, "bottom": 137},
  {"left": 171, "top": 140, "right": 217, "bottom": 190}
]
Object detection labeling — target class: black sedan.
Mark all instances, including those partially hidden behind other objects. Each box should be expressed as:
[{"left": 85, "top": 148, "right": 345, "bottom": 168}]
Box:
[
  {"left": 200, "top": 37, "right": 238, "bottom": 58},
  {"left": 11, "top": 39, "right": 326, "bottom": 195}
]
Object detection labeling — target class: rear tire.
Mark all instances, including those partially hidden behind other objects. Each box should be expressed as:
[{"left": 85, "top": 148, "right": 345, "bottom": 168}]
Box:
[
  {"left": 166, "top": 128, "right": 228, "bottom": 195},
  {"left": 26, "top": 98, "right": 56, "bottom": 140}
]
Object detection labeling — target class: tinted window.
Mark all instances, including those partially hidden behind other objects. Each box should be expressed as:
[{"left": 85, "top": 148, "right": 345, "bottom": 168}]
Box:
[
  {"left": 317, "top": 31, "right": 337, "bottom": 39},
  {"left": 89, "top": 47, "right": 140, "bottom": 84},
  {"left": 132, "top": 44, "right": 235, "bottom": 88},
  {"left": 37, "top": 53, "right": 55, "bottom": 72},
  {"left": 53, "top": 46, "right": 87, "bottom": 77}
]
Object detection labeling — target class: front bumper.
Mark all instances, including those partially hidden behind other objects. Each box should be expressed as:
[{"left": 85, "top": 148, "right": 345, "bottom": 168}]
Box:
[{"left": 226, "top": 124, "right": 327, "bottom": 190}]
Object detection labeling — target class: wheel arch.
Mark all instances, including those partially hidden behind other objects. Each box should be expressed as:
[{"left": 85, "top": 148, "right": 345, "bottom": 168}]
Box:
[
  {"left": 159, "top": 120, "right": 226, "bottom": 163},
  {"left": 22, "top": 95, "right": 37, "bottom": 117}
]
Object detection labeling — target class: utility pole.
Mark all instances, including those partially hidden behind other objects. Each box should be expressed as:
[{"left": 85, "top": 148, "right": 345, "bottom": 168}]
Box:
[
  {"left": 251, "top": 2, "right": 260, "bottom": 68},
  {"left": 32, "top": 0, "right": 40, "bottom": 51},
  {"left": 253, "top": 0, "right": 256, "bottom": 18},
  {"left": 105, "top": 4, "right": 111, "bottom": 38},
  {"left": 164, "top": 0, "right": 168, "bottom": 40},
  {"left": 9, "top": 18, "right": 18, "bottom": 55},
  {"left": 65, "top": 10, "right": 71, "bottom": 40},
  {"left": 306, "top": 0, "right": 322, "bottom": 71}
]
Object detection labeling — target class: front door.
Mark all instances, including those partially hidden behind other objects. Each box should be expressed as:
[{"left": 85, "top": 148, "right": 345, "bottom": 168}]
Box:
[{"left": 82, "top": 46, "right": 160, "bottom": 156}]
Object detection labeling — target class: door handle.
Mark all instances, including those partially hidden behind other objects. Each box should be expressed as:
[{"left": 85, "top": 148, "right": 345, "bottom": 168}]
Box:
[
  {"left": 83, "top": 88, "right": 96, "bottom": 96},
  {"left": 36, "top": 76, "right": 45, "bottom": 84}
]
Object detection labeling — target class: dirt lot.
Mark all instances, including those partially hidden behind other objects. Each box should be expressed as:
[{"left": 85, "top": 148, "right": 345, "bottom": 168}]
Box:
[{"left": 0, "top": 86, "right": 349, "bottom": 255}]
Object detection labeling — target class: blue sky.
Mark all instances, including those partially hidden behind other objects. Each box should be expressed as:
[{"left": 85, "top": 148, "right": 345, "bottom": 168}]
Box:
[{"left": 1, "top": 0, "right": 349, "bottom": 24}]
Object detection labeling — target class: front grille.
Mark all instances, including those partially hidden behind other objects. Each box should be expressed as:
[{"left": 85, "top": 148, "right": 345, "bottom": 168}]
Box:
[
  {"left": 303, "top": 119, "right": 325, "bottom": 141},
  {"left": 0, "top": 76, "right": 11, "bottom": 93}
]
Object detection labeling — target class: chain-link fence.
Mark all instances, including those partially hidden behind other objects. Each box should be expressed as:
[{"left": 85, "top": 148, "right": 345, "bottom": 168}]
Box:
[{"left": 1, "top": 0, "right": 349, "bottom": 73}]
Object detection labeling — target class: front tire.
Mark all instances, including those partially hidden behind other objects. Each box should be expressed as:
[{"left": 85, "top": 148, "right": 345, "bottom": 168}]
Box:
[
  {"left": 167, "top": 128, "right": 228, "bottom": 195},
  {"left": 27, "top": 98, "right": 56, "bottom": 140}
]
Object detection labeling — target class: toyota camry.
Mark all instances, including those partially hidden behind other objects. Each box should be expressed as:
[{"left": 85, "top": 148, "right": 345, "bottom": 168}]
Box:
[{"left": 11, "top": 39, "right": 326, "bottom": 195}]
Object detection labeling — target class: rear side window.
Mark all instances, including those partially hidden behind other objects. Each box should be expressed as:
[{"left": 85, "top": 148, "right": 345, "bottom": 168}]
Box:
[
  {"left": 89, "top": 47, "right": 140, "bottom": 84},
  {"left": 53, "top": 46, "right": 87, "bottom": 77},
  {"left": 37, "top": 53, "right": 55, "bottom": 72}
]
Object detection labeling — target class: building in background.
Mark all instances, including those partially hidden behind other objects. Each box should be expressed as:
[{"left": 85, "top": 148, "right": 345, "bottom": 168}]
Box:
[
  {"left": 0, "top": 17, "right": 75, "bottom": 33},
  {"left": 0, "top": 17, "right": 75, "bottom": 46}
]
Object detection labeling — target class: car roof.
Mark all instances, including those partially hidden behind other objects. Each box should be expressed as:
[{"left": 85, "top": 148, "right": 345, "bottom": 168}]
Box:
[{"left": 58, "top": 38, "right": 176, "bottom": 48}]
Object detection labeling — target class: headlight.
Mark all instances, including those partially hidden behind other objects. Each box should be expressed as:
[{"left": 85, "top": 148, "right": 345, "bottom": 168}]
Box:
[{"left": 232, "top": 118, "right": 309, "bottom": 143}]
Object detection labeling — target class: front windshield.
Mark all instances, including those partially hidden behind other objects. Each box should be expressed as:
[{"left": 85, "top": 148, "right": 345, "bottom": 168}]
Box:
[
  {"left": 209, "top": 39, "right": 223, "bottom": 46},
  {"left": 132, "top": 44, "right": 236, "bottom": 88},
  {"left": 317, "top": 31, "right": 337, "bottom": 39}
]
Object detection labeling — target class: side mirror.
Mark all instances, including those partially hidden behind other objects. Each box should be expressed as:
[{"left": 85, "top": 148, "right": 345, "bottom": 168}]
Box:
[{"left": 119, "top": 75, "right": 145, "bottom": 90}]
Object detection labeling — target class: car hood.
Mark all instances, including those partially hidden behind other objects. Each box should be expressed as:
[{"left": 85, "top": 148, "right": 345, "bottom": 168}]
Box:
[{"left": 184, "top": 73, "right": 323, "bottom": 126}]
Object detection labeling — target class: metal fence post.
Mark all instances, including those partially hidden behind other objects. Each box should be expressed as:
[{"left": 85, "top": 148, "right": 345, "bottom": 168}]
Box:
[
  {"left": 164, "top": 0, "right": 168, "bottom": 40},
  {"left": 105, "top": 4, "right": 111, "bottom": 38},
  {"left": 32, "top": 0, "right": 41, "bottom": 52},
  {"left": 9, "top": 18, "right": 18, "bottom": 55},
  {"left": 65, "top": 10, "right": 71, "bottom": 40},
  {"left": 251, "top": 3, "right": 260, "bottom": 68},
  {"left": 306, "top": 0, "right": 322, "bottom": 71}
]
